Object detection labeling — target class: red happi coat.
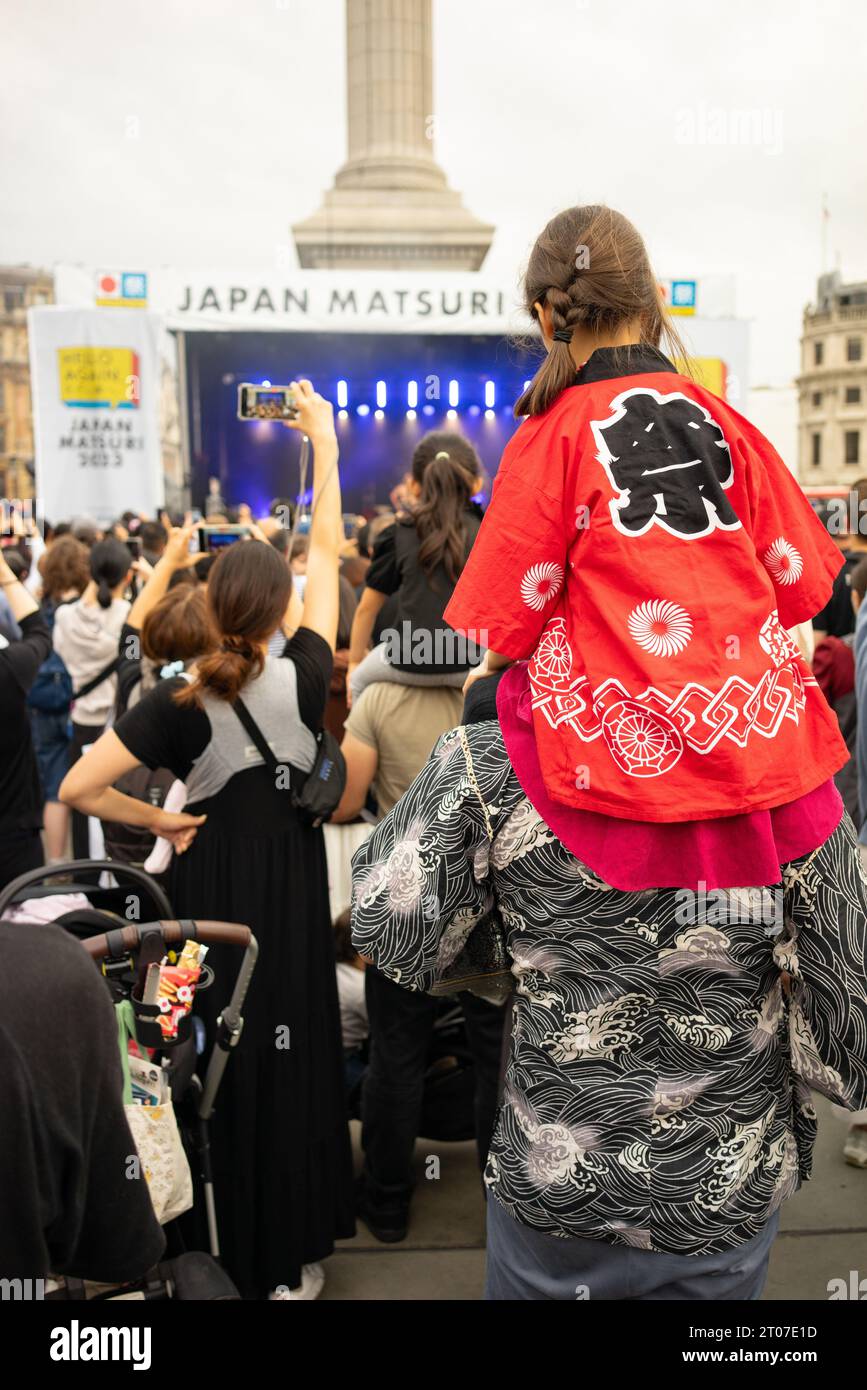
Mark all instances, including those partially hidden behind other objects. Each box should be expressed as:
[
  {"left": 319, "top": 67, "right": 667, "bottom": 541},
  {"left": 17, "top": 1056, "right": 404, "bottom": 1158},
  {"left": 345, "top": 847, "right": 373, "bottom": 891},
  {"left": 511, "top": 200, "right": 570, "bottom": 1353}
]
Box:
[{"left": 444, "top": 346, "right": 847, "bottom": 820}]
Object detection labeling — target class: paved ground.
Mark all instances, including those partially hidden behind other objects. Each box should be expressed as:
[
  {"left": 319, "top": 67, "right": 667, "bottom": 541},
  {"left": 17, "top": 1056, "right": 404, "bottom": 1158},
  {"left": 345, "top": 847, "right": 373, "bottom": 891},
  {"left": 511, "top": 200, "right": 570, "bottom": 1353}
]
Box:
[{"left": 321, "top": 1098, "right": 867, "bottom": 1300}]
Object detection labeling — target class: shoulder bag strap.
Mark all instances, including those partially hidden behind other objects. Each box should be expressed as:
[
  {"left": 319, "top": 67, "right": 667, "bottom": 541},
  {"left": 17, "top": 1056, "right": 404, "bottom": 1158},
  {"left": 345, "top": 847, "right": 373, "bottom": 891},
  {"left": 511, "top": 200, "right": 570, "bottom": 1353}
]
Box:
[
  {"left": 74, "top": 654, "right": 122, "bottom": 701},
  {"left": 458, "top": 725, "right": 494, "bottom": 843},
  {"left": 232, "top": 695, "right": 292, "bottom": 781}
]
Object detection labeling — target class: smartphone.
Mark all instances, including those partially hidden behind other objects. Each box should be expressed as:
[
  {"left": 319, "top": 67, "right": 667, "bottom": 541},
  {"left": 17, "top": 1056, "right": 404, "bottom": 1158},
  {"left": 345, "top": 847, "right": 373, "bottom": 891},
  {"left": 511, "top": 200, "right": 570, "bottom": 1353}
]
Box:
[
  {"left": 125, "top": 537, "right": 142, "bottom": 560},
  {"left": 198, "top": 525, "right": 251, "bottom": 554},
  {"left": 237, "top": 384, "right": 298, "bottom": 421}
]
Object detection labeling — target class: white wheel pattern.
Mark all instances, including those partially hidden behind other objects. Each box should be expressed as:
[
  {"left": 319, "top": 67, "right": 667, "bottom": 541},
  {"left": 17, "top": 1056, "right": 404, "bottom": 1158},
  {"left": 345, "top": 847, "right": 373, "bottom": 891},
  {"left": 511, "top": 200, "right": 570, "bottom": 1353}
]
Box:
[
  {"left": 601, "top": 700, "right": 684, "bottom": 778},
  {"left": 627, "top": 599, "right": 693, "bottom": 658},
  {"left": 520, "top": 562, "right": 564, "bottom": 612},
  {"left": 763, "top": 538, "right": 803, "bottom": 587},
  {"left": 533, "top": 618, "right": 573, "bottom": 681}
]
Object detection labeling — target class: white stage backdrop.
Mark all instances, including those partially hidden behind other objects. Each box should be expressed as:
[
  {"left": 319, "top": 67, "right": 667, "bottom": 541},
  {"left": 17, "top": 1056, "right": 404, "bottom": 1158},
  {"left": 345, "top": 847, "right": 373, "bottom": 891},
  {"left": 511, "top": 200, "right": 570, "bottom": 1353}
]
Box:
[{"left": 28, "top": 307, "right": 164, "bottom": 526}]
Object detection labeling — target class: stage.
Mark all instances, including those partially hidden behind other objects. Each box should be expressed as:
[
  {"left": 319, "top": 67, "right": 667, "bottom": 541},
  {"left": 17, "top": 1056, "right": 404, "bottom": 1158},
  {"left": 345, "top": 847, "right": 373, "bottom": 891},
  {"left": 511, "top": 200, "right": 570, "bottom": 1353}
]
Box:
[{"left": 181, "top": 329, "right": 539, "bottom": 515}]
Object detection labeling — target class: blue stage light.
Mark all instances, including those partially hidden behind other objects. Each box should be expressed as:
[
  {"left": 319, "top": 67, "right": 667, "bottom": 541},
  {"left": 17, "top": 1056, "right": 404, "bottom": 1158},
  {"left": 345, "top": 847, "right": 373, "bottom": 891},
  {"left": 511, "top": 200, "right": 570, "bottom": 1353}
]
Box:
[
  {"left": 422, "top": 404, "right": 436, "bottom": 417},
  {"left": 337, "top": 380, "right": 348, "bottom": 408},
  {"left": 468, "top": 405, "right": 481, "bottom": 417},
  {"left": 407, "top": 380, "right": 418, "bottom": 408},
  {"left": 376, "top": 381, "right": 387, "bottom": 408},
  {"left": 485, "top": 381, "right": 495, "bottom": 408},
  {"left": 448, "top": 380, "right": 459, "bottom": 408},
  {"left": 357, "top": 404, "right": 370, "bottom": 417}
]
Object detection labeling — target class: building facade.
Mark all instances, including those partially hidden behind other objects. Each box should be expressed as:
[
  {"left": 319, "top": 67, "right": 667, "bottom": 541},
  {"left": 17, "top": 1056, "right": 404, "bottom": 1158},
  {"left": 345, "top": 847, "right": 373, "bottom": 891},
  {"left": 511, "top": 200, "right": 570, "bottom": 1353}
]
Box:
[
  {"left": 798, "top": 271, "right": 867, "bottom": 483},
  {"left": 0, "top": 266, "right": 53, "bottom": 506}
]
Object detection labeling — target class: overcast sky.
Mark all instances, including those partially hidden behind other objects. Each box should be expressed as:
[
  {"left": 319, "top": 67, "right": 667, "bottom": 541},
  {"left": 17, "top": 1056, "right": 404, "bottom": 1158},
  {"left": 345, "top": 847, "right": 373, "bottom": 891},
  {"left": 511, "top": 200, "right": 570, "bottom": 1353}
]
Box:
[{"left": 2, "top": 0, "right": 865, "bottom": 387}]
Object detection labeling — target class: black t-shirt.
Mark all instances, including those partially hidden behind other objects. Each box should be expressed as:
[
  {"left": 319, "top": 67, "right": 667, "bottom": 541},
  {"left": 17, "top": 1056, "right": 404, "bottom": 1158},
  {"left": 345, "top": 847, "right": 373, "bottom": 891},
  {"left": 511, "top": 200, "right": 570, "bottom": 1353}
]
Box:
[
  {"left": 813, "top": 549, "right": 862, "bottom": 639},
  {"left": 114, "top": 627, "right": 332, "bottom": 780},
  {"left": 0, "top": 921, "right": 166, "bottom": 1281},
  {"left": 0, "top": 611, "right": 51, "bottom": 834},
  {"left": 365, "top": 506, "right": 483, "bottom": 673}
]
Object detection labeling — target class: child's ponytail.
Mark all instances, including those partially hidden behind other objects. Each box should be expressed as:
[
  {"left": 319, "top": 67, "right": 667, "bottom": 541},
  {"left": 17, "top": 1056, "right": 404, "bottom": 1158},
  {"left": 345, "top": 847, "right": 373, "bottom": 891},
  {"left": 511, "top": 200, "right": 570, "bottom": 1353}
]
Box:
[
  {"left": 409, "top": 431, "right": 481, "bottom": 586},
  {"left": 515, "top": 204, "right": 693, "bottom": 418}
]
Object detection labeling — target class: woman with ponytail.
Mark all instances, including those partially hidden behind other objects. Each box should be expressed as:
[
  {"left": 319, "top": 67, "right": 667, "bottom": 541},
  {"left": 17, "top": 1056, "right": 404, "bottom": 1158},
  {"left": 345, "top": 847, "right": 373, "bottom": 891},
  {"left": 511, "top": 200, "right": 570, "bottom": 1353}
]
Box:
[
  {"left": 60, "top": 380, "right": 355, "bottom": 1300},
  {"left": 347, "top": 430, "right": 485, "bottom": 704},
  {"left": 53, "top": 536, "right": 133, "bottom": 856}
]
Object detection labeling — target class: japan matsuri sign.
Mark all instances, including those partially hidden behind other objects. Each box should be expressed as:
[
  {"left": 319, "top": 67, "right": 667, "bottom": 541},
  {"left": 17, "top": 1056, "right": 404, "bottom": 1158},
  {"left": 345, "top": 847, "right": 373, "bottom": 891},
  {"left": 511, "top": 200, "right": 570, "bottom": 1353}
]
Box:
[{"left": 28, "top": 306, "right": 164, "bottom": 526}]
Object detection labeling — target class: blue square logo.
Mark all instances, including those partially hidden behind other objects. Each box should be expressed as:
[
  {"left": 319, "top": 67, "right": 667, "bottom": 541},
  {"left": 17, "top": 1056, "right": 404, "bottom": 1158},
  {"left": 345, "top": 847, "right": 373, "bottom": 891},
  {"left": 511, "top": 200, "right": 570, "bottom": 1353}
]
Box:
[
  {"left": 671, "top": 279, "right": 696, "bottom": 309},
  {"left": 121, "top": 272, "right": 147, "bottom": 300}
]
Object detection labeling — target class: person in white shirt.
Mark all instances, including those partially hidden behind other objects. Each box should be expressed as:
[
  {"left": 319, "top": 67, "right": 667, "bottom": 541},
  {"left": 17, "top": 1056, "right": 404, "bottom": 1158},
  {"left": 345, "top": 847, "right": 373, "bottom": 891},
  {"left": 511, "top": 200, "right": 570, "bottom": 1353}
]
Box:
[{"left": 53, "top": 537, "right": 133, "bottom": 857}]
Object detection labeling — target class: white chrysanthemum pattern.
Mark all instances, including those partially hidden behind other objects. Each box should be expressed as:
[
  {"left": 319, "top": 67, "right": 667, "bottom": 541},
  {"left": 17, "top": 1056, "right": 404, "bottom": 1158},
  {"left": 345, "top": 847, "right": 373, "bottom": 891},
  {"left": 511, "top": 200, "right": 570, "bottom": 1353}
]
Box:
[
  {"left": 764, "top": 537, "right": 803, "bottom": 587},
  {"left": 520, "top": 562, "right": 564, "bottom": 612},
  {"left": 627, "top": 599, "right": 693, "bottom": 657}
]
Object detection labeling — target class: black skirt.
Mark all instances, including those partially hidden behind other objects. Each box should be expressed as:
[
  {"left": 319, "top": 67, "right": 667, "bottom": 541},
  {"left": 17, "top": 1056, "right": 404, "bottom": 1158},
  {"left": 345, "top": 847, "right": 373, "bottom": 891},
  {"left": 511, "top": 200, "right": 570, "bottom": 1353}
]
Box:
[{"left": 169, "top": 765, "right": 355, "bottom": 1297}]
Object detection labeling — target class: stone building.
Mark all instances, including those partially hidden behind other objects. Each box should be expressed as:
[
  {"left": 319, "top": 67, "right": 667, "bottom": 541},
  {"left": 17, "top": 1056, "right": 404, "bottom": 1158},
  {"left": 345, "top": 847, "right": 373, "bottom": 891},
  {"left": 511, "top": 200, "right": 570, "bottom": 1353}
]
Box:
[
  {"left": 797, "top": 270, "right": 867, "bottom": 483},
  {"left": 0, "top": 266, "right": 53, "bottom": 505}
]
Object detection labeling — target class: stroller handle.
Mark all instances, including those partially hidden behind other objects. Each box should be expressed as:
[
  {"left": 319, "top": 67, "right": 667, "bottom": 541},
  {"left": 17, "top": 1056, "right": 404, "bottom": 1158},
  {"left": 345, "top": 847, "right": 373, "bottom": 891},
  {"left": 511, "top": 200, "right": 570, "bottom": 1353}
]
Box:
[
  {"left": 0, "top": 859, "right": 175, "bottom": 921},
  {"left": 81, "top": 919, "right": 253, "bottom": 960}
]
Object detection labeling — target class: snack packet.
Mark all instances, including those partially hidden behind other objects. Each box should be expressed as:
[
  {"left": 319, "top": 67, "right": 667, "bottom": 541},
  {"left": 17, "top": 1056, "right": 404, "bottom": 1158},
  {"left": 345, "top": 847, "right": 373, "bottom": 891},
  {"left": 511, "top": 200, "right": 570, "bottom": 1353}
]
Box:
[{"left": 155, "top": 939, "right": 207, "bottom": 1040}]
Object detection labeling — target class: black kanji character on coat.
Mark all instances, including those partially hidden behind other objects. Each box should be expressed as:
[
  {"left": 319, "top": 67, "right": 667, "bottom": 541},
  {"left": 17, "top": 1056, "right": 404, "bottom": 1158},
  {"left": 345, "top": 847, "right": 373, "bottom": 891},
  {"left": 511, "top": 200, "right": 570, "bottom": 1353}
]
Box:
[{"left": 591, "top": 389, "right": 741, "bottom": 539}]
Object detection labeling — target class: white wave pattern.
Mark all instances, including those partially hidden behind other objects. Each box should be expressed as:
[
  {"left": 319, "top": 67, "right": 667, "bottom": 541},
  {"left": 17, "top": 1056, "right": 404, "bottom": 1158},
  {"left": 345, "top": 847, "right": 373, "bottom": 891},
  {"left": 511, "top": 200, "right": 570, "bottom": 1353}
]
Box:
[
  {"left": 627, "top": 599, "right": 693, "bottom": 657},
  {"left": 764, "top": 537, "right": 803, "bottom": 587},
  {"left": 520, "top": 562, "right": 564, "bottom": 612}
]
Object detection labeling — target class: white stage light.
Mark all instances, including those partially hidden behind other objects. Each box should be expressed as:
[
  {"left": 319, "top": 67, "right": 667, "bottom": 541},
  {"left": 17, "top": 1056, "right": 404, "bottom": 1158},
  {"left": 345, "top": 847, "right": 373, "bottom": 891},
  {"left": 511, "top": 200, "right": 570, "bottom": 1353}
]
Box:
[
  {"left": 376, "top": 381, "right": 387, "bottom": 408},
  {"left": 337, "top": 380, "right": 348, "bottom": 408},
  {"left": 407, "top": 380, "right": 418, "bottom": 408},
  {"left": 485, "top": 381, "right": 495, "bottom": 408},
  {"left": 447, "top": 408, "right": 457, "bottom": 421},
  {"left": 448, "top": 380, "right": 459, "bottom": 407},
  {"left": 406, "top": 410, "right": 417, "bottom": 420},
  {"left": 375, "top": 409, "right": 385, "bottom": 420},
  {"left": 485, "top": 409, "right": 495, "bottom": 420},
  {"left": 357, "top": 404, "right": 370, "bottom": 417}
]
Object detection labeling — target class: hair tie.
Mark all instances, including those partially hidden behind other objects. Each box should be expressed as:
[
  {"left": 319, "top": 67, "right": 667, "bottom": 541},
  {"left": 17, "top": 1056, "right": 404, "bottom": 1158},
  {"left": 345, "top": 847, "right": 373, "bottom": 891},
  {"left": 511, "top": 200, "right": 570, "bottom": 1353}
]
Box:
[
  {"left": 221, "top": 638, "right": 253, "bottom": 659},
  {"left": 553, "top": 328, "right": 574, "bottom": 343},
  {"left": 435, "top": 451, "right": 450, "bottom": 461}
]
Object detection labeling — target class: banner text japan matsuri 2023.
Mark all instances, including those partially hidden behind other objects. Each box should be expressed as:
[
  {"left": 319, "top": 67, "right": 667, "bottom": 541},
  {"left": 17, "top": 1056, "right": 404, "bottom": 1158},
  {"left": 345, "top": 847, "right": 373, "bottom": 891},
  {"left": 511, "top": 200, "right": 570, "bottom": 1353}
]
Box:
[{"left": 28, "top": 306, "right": 164, "bottom": 527}]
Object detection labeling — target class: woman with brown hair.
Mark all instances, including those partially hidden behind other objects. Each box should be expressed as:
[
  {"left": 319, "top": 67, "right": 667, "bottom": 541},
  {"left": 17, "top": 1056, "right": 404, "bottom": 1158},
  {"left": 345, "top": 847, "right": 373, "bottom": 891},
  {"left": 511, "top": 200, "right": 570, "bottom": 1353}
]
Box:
[{"left": 60, "top": 380, "right": 355, "bottom": 1299}]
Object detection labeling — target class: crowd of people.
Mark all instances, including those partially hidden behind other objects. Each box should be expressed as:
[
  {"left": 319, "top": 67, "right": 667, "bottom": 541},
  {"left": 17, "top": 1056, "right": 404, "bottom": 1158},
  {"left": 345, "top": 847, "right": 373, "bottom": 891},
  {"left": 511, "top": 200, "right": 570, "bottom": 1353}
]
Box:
[{"left": 1, "top": 204, "right": 866, "bottom": 1303}]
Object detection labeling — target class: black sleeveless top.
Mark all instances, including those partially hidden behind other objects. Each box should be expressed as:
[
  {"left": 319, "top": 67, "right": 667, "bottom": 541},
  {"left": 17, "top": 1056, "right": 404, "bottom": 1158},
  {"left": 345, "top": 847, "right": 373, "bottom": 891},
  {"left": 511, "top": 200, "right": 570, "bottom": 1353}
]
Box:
[{"left": 366, "top": 504, "right": 484, "bottom": 673}]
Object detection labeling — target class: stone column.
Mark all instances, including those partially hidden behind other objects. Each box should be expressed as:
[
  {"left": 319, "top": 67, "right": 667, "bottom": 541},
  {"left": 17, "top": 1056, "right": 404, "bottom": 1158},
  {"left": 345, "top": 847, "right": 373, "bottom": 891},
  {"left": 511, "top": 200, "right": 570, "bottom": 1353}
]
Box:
[
  {"left": 338, "top": 0, "right": 445, "bottom": 192},
  {"left": 292, "top": 0, "right": 493, "bottom": 270}
]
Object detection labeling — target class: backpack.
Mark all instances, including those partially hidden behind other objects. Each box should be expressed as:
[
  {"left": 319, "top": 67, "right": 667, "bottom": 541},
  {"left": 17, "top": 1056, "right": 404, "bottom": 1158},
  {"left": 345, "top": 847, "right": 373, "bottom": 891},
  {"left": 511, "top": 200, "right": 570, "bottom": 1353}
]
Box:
[
  {"left": 100, "top": 763, "right": 178, "bottom": 866},
  {"left": 27, "top": 600, "right": 74, "bottom": 714}
]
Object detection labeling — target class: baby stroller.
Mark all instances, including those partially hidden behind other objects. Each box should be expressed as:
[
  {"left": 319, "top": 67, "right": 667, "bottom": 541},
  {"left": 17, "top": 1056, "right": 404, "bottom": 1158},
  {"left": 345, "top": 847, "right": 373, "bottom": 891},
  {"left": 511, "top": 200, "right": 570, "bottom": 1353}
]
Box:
[{"left": 0, "top": 860, "right": 259, "bottom": 1301}]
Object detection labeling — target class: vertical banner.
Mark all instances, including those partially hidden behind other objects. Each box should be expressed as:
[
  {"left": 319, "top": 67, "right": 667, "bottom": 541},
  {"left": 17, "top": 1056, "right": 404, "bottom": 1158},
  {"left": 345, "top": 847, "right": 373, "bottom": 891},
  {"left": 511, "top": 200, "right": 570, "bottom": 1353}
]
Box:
[{"left": 28, "top": 306, "right": 164, "bottom": 526}]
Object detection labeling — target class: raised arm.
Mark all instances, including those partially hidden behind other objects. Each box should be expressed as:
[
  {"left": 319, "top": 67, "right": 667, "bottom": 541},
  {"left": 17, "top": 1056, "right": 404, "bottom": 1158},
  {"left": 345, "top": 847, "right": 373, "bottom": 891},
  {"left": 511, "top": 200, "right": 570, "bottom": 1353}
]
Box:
[
  {"left": 283, "top": 379, "right": 342, "bottom": 652},
  {"left": 126, "top": 524, "right": 197, "bottom": 631}
]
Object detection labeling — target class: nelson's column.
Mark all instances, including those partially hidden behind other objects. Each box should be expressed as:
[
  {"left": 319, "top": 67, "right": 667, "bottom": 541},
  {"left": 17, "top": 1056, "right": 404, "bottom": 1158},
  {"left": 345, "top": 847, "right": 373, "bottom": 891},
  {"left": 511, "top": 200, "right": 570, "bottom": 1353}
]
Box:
[{"left": 292, "top": 0, "right": 493, "bottom": 271}]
